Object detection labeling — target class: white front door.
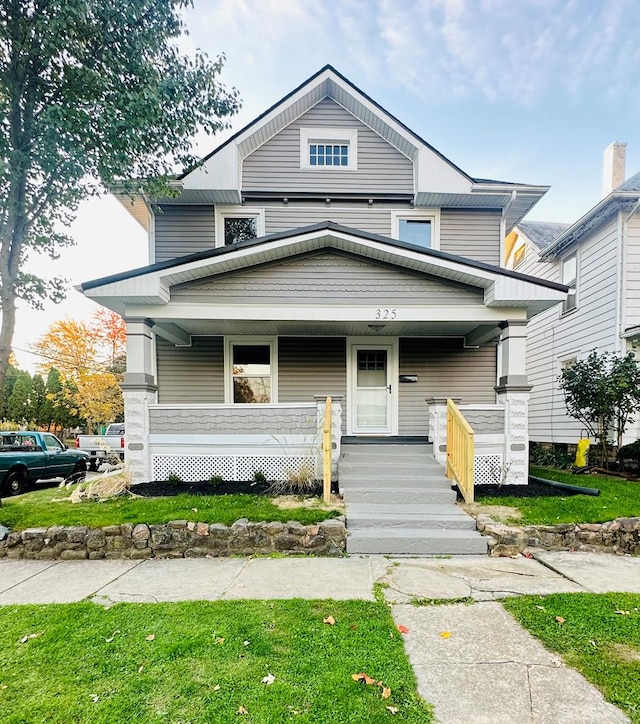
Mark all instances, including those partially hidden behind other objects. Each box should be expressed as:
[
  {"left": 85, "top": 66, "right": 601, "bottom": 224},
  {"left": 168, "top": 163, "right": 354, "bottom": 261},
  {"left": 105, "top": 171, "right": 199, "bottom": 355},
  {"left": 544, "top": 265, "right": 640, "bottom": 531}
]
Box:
[{"left": 349, "top": 343, "right": 396, "bottom": 435}]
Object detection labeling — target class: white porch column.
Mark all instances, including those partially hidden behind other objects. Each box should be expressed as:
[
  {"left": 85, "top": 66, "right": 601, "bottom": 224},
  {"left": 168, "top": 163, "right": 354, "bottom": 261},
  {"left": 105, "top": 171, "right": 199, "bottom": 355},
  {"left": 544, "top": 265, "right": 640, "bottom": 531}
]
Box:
[
  {"left": 425, "top": 397, "right": 460, "bottom": 466},
  {"left": 121, "top": 318, "right": 157, "bottom": 483},
  {"left": 315, "top": 395, "right": 343, "bottom": 477},
  {"left": 496, "top": 321, "right": 531, "bottom": 485}
]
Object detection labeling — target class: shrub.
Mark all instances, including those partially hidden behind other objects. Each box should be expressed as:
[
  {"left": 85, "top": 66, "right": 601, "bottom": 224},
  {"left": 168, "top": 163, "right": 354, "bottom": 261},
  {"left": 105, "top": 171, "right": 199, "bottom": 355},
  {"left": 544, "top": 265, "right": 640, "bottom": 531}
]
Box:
[
  {"left": 209, "top": 474, "right": 223, "bottom": 485},
  {"left": 252, "top": 470, "right": 267, "bottom": 484},
  {"left": 530, "top": 442, "right": 573, "bottom": 469},
  {"left": 167, "top": 471, "right": 182, "bottom": 484},
  {"left": 619, "top": 440, "right": 640, "bottom": 470}
]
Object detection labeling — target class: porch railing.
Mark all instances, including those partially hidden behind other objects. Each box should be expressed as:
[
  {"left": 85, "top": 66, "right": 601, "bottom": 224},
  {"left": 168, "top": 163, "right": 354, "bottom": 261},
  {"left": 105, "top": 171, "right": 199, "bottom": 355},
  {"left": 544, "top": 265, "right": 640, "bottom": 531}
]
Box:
[
  {"left": 446, "top": 398, "right": 475, "bottom": 504},
  {"left": 322, "top": 396, "right": 332, "bottom": 504}
]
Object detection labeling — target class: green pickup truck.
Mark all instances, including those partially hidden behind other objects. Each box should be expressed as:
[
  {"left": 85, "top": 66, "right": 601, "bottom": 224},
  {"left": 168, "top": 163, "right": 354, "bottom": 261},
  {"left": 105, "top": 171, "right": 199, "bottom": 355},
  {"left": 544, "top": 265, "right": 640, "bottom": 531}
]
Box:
[{"left": 0, "top": 431, "right": 90, "bottom": 496}]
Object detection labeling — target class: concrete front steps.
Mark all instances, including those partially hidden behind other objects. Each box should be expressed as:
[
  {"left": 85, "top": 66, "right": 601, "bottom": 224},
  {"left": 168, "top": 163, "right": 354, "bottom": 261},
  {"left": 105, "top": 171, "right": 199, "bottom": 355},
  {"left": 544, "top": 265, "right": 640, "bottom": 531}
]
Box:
[{"left": 340, "top": 441, "right": 487, "bottom": 555}]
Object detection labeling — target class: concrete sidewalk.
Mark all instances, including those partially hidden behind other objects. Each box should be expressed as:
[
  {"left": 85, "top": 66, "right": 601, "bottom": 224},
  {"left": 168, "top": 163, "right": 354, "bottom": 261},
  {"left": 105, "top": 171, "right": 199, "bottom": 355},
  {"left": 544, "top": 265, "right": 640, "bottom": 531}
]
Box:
[{"left": 0, "top": 551, "right": 636, "bottom": 722}]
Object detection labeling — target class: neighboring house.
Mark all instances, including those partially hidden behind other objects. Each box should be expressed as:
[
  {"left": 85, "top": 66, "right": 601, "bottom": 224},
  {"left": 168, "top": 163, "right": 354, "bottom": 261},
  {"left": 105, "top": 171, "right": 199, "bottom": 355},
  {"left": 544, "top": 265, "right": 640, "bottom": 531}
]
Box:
[
  {"left": 80, "top": 65, "right": 566, "bottom": 486},
  {"left": 507, "top": 142, "right": 640, "bottom": 446}
]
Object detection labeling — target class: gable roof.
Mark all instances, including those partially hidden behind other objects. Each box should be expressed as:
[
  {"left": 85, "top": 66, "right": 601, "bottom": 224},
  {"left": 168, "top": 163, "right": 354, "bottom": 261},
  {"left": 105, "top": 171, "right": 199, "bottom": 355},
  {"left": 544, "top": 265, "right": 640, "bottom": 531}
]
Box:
[
  {"left": 116, "top": 66, "right": 548, "bottom": 232},
  {"left": 540, "top": 174, "right": 640, "bottom": 259},
  {"left": 518, "top": 221, "right": 571, "bottom": 251}
]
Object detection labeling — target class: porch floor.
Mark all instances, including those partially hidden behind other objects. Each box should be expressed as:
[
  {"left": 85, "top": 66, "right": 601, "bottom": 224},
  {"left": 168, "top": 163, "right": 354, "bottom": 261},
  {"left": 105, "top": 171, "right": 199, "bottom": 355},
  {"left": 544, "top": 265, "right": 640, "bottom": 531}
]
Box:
[{"left": 340, "top": 442, "right": 486, "bottom": 555}]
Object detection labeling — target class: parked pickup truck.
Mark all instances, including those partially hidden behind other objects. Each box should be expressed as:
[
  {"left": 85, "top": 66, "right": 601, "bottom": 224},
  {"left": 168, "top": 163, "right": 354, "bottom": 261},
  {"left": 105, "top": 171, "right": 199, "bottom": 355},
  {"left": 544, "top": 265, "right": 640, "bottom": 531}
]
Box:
[
  {"left": 0, "top": 431, "right": 90, "bottom": 496},
  {"left": 75, "top": 423, "right": 125, "bottom": 471}
]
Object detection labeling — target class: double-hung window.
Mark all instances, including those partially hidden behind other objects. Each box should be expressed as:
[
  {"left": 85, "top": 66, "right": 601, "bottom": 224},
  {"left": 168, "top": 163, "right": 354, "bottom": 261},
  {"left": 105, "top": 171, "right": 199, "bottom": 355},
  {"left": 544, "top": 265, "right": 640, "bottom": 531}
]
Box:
[
  {"left": 392, "top": 209, "right": 440, "bottom": 250},
  {"left": 300, "top": 128, "right": 357, "bottom": 170},
  {"left": 225, "top": 338, "right": 277, "bottom": 404},
  {"left": 215, "top": 206, "right": 265, "bottom": 247},
  {"left": 561, "top": 252, "right": 577, "bottom": 313}
]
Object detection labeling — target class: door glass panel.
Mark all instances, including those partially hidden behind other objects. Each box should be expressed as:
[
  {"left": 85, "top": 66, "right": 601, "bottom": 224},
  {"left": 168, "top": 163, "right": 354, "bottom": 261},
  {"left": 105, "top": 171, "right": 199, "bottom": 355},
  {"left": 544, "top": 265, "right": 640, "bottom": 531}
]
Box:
[
  {"left": 232, "top": 345, "right": 271, "bottom": 403},
  {"left": 356, "top": 350, "right": 388, "bottom": 430}
]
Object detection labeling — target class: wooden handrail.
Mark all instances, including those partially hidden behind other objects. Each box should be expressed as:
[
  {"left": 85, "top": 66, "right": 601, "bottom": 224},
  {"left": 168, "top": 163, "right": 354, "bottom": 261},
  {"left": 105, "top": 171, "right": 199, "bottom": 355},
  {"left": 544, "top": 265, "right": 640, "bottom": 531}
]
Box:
[
  {"left": 322, "top": 396, "right": 332, "bottom": 504},
  {"left": 446, "top": 398, "right": 475, "bottom": 504}
]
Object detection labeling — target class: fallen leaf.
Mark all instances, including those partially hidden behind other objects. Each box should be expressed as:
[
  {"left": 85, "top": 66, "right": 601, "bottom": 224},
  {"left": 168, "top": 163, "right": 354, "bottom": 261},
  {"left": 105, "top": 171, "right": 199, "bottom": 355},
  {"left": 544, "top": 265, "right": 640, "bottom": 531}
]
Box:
[
  {"left": 237, "top": 705, "right": 248, "bottom": 714},
  {"left": 192, "top": 508, "right": 198, "bottom": 513},
  {"left": 20, "top": 632, "right": 42, "bottom": 644},
  {"left": 105, "top": 629, "right": 121, "bottom": 643},
  {"left": 535, "top": 605, "right": 545, "bottom": 611},
  {"left": 351, "top": 672, "right": 376, "bottom": 685},
  {"left": 555, "top": 616, "right": 566, "bottom": 625},
  {"left": 91, "top": 694, "right": 99, "bottom": 703},
  {"left": 243, "top": 640, "right": 250, "bottom": 646},
  {"left": 138, "top": 666, "right": 144, "bottom": 674},
  {"left": 439, "top": 631, "right": 452, "bottom": 639},
  {"left": 213, "top": 684, "right": 221, "bottom": 692},
  {"left": 0, "top": 684, "right": 7, "bottom": 690},
  {"left": 215, "top": 637, "right": 225, "bottom": 645},
  {"left": 262, "top": 673, "right": 276, "bottom": 685},
  {"left": 350, "top": 624, "right": 359, "bottom": 630},
  {"left": 524, "top": 551, "right": 534, "bottom": 559},
  {"left": 323, "top": 616, "right": 336, "bottom": 625},
  {"left": 386, "top": 705, "right": 399, "bottom": 714},
  {"left": 396, "top": 625, "right": 410, "bottom": 634},
  {"left": 381, "top": 686, "right": 392, "bottom": 699},
  {"left": 145, "top": 634, "right": 155, "bottom": 641},
  {"left": 590, "top": 640, "right": 597, "bottom": 647},
  {"left": 615, "top": 610, "right": 631, "bottom": 616}
]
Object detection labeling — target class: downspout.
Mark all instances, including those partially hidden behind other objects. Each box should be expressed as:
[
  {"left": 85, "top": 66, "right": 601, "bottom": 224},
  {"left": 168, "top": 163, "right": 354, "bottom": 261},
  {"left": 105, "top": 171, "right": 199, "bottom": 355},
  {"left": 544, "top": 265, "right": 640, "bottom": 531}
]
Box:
[
  {"left": 618, "top": 197, "right": 640, "bottom": 350},
  {"left": 501, "top": 191, "right": 518, "bottom": 266}
]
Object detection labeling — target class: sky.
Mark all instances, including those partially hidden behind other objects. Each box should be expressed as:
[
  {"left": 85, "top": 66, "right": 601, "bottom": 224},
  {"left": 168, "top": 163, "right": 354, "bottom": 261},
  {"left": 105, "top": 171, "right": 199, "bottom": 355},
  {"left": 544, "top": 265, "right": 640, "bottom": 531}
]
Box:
[{"left": 13, "top": 0, "right": 640, "bottom": 372}]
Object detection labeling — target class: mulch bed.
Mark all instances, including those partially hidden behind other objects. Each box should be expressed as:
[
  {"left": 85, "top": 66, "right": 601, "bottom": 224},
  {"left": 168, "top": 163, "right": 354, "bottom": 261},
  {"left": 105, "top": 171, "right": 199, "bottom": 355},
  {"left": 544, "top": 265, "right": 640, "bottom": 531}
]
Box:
[
  {"left": 133, "top": 480, "right": 329, "bottom": 497},
  {"left": 462, "top": 478, "right": 584, "bottom": 501}
]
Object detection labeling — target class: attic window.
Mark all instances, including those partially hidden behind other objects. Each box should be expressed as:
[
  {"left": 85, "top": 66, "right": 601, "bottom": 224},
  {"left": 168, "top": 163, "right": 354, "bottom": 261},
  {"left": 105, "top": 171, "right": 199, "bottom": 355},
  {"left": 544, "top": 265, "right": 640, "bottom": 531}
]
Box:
[
  {"left": 300, "top": 128, "right": 357, "bottom": 170},
  {"left": 215, "top": 206, "right": 265, "bottom": 248}
]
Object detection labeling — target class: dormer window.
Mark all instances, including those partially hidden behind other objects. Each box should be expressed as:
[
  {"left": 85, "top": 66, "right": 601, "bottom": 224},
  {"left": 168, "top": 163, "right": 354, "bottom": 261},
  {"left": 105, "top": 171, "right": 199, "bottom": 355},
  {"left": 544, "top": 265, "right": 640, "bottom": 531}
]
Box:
[{"left": 300, "top": 128, "right": 357, "bottom": 170}]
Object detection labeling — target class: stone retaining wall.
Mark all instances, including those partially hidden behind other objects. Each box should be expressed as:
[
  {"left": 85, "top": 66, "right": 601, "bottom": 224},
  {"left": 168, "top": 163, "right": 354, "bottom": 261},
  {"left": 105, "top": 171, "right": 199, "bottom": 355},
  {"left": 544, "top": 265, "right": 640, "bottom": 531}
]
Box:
[
  {"left": 0, "top": 517, "right": 347, "bottom": 560},
  {"left": 477, "top": 515, "right": 640, "bottom": 557}
]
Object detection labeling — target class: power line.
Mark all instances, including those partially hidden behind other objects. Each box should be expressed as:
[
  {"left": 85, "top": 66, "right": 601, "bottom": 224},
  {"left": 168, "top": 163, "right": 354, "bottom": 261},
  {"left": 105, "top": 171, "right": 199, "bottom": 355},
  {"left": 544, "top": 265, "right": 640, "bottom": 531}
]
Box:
[{"left": 12, "top": 346, "right": 121, "bottom": 375}]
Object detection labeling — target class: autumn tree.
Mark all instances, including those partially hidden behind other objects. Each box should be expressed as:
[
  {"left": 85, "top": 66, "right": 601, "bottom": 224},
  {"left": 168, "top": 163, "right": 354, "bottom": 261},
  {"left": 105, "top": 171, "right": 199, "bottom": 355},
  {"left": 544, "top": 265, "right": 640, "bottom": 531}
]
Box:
[{"left": 0, "top": 1, "right": 240, "bottom": 404}]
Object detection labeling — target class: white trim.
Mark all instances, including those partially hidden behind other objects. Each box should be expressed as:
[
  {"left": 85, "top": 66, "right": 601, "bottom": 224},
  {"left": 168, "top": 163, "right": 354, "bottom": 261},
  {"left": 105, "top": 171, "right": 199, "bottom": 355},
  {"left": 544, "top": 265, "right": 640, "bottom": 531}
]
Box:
[
  {"left": 346, "top": 336, "right": 399, "bottom": 436},
  {"left": 214, "top": 205, "right": 265, "bottom": 248},
  {"left": 224, "top": 336, "right": 278, "bottom": 404},
  {"left": 299, "top": 127, "right": 358, "bottom": 170},
  {"left": 391, "top": 208, "right": 441, "bottom": 250}
]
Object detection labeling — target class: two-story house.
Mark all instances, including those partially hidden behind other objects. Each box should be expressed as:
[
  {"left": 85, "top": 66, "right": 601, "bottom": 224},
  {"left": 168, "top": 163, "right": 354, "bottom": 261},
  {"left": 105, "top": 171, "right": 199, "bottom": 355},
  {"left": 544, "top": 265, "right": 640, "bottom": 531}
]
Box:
[
  {"left": 507, "top": 143, "right": 640, "bottom": 447},
  {"left": 80, "top": 66, "right": 566, "bottom": 496}
]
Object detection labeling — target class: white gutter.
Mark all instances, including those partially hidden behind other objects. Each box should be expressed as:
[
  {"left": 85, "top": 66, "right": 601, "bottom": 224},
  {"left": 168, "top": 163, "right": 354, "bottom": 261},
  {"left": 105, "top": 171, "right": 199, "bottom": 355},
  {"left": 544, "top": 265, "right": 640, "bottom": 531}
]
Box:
[{"left": 618, "top": 198, "right": 640, "bottom": 349}]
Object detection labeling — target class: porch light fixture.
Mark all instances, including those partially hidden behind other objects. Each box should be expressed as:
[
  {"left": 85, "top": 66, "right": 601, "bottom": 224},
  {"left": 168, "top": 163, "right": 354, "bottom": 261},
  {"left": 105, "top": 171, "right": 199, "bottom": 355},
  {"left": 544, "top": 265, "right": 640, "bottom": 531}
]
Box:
[{"left": 367, "top": 324, "right": 386, "bottom": 331}]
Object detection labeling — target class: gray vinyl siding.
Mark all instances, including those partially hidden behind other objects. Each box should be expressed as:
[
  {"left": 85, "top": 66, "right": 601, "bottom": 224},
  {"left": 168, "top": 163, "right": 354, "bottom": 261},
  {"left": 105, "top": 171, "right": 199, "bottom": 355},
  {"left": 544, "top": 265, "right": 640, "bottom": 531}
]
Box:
[
  {"left": 242, "top": 98, "right": 414, "bottom": 194},
  {"left": 526, "top": 217, "right": 619, "bottom": 444},
  {"left": 172, "top": 250, "right": 484, "bottom": 306},
  {"left": 278, "top": 337, "right": 346, "bottom": 403},
  {"left": 440, "top": 210, "right": 501, "bottom": 265},
  {"left": 156, "top": 336, "right": 224, "bottom": 404},
  {"left": 398, "top": 338, "right": 497, "bottom": 436},
  {"left": 257, "top": 203, "right": 395, "bottom": 237},
  {"left": 624, "top": 211, "right": 640, "bottom": 331},
  {"left": 154, "top": 205, "right": 215, "bottom": 262}
]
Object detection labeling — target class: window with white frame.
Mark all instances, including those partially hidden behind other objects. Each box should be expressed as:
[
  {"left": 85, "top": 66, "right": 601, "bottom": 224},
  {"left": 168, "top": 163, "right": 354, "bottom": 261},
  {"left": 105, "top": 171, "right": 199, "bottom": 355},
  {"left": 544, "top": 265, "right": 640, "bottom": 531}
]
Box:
[
  {"left": 392, "top": 209, "right": 440, "bottom": 250},
  {"left": 215, "top": 206, "right": 265, "bottom": 247},
  {"left": 299, "top": 128, "right": 357, "bottom": 170},
  {"left": 225, "top": 338, "right": 277, "bottom": 404},
  {"left": 561, "top": 252, "right": 577, "bottom": 313}
]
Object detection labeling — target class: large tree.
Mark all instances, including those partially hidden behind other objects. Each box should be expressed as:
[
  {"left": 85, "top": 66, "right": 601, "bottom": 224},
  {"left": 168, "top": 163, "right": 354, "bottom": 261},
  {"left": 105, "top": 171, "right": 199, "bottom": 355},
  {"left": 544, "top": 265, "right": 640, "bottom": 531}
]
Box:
[{"left": 0, "top": 0, "right": 239, "bottom": 400}]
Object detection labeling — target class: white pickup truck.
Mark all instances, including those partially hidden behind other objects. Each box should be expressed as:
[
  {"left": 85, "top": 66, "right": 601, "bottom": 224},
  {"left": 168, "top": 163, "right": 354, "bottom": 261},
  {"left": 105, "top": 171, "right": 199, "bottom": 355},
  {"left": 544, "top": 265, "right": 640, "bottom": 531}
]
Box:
[{"left": 75, "top": 423, "right": 125, "bottom": 471}]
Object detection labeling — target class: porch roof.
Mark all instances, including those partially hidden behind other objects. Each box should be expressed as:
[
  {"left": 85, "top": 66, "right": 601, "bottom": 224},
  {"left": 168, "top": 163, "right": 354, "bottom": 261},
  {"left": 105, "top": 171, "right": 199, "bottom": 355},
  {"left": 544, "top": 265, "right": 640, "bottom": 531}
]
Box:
[{"left": 79, "top": 222, "right": 567, "bottom": 344}]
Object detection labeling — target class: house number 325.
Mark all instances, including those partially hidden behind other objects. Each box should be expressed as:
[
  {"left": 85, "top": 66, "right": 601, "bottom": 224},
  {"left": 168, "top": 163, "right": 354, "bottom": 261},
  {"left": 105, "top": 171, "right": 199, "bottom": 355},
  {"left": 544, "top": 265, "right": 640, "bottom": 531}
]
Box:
[{"left": 375, "top": 308, "right": 397, "bottom": 320}]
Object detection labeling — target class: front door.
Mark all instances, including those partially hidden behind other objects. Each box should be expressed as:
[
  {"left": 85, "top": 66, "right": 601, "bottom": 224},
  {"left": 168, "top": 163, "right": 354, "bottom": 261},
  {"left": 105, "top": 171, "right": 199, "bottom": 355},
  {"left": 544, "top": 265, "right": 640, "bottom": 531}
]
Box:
[{"left": 350, "top": 344, "right": 395, "bottom": 434}]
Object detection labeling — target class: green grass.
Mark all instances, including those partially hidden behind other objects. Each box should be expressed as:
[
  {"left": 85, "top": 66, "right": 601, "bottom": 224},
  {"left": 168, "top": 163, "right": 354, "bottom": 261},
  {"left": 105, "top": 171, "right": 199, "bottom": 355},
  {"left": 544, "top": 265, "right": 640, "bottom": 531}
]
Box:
[
  {"left": 0, "top": 600, "right": 433, "bottom": 723},
  {"left": 505, "top": 593, "right": 640, "bottom": 722},
  {"left": 0, "top": 485, "right": 341, "bottom": 531},
  {"left": 478, "top": 466, "right": 640, "bottom": 524}
]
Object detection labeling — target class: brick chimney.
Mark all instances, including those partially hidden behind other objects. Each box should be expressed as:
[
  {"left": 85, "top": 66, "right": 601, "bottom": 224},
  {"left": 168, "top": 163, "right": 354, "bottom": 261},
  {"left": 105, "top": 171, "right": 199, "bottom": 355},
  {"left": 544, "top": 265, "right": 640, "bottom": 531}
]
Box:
[{"left": 602, "top": 142, "right": 626, "bottom": 197}]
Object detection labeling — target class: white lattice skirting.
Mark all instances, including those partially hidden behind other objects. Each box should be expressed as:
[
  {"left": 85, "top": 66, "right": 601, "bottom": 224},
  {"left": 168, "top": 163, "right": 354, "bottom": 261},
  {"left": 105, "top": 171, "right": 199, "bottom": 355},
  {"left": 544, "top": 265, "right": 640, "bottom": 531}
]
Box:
[
  {"left": 474, "top": 454, "right": 505, "bottom": 485},
  {"left": 152, "top": 454, "right": 318, "bottom": 482}
]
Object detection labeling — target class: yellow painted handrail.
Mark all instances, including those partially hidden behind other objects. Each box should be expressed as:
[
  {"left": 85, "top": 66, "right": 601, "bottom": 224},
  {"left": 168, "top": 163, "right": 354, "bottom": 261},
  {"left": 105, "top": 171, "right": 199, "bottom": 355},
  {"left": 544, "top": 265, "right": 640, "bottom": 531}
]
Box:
[
  {"left": 446, "top": 398, "right": 475, "bottom": 504},
  {"left": 322, "top": 396, "right": 332, "bottom": 504}
]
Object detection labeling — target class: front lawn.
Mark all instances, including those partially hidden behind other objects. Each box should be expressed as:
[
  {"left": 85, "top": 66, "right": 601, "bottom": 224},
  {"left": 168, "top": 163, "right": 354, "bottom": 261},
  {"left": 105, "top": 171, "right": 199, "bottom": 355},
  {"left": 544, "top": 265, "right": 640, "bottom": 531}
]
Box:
[
  {"left": 0, "top": 600, "right": 433, "bottom": 724},
  {"left": 478, "top": 466, "right": 640, "bottom": 524},
  {"left": 505, "top": 593, "right": 640, "bottom": 722},
  {"left": 0, "top": 485, "right": 341, "bottom": 531}
]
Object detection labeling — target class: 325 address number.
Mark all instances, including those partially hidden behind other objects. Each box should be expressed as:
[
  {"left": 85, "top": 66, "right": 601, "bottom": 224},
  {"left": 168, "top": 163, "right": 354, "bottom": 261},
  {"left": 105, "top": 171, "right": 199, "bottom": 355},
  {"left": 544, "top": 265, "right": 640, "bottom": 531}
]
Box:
[{"left": 374, "top": 308, "right": 397, "bottom": 320}]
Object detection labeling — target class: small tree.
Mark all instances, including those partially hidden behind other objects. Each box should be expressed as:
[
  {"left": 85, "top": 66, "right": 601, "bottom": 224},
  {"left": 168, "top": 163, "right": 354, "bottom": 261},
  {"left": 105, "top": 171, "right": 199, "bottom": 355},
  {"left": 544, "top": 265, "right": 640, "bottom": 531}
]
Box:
[{"left": 559, "top": 350, "right": 640, "bottom": 467}]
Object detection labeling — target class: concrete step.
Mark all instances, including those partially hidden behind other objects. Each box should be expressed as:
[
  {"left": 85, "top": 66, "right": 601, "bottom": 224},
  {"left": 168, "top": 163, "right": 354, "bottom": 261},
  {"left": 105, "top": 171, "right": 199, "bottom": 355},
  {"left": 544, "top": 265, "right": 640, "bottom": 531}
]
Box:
[
  {"left": 346, "top": 503, "right": 468, "bottom": 517},
  {"left": 347, "top": 511, "right": 476, "bottom": 531},
  {"left": 340, "top": 475, "right": 452, "bottom": 489},
  {"left": 347, "top": 528, "right": 488, "bottom": 555},
  {"left": 343, "top": 486, "right": 457, "bottom": 505},
  {"left": 339, "top": 461, "right": 445, "bottom": 474},
  {"left": 341, "top": 445, "right": 434, "bottom": 456}
]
